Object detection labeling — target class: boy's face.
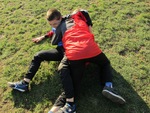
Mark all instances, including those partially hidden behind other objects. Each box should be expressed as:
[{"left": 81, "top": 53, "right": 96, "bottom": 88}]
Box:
[{"left": 48, "top": 18, "right": 61, "bottom": 28}]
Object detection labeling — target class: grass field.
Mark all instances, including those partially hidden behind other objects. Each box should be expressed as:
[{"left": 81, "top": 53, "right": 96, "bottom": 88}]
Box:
[{"left": 0, "top": 0, "right": 150, "bottom": 113}]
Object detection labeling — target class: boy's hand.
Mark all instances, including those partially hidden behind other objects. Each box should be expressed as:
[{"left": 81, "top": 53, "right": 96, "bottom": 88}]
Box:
[{"left": 32, "top": 36, "right": 44, "bottom": 43}]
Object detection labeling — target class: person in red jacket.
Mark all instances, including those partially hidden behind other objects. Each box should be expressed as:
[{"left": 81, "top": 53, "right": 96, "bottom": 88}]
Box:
[{"left": 47, "top": 9, "right": 126, "bottom": 113}]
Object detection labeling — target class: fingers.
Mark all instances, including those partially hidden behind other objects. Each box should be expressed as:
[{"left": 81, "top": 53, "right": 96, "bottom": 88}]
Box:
[
  {"left": 32, "top": 36, "right": 44, "bottom": 43},
  {"left": 32, "top": 38, "right": 40, "bottom": 43}
]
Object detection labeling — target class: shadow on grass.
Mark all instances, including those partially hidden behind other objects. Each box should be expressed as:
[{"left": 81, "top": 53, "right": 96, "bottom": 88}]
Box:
[
  {"left": 77, "top": 65, "right": 150, "bottom": 113},
  {"left": 11, "top": 70, "right": 62, "bottom": 112},
  {"left": 11, "top": 64, "right": 150, "bottom": 113}
]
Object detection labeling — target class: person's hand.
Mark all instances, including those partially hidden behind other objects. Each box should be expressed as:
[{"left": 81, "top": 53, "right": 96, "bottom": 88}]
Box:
[{"left": 32, "top": 36, "right": 44, "bottom": 43}]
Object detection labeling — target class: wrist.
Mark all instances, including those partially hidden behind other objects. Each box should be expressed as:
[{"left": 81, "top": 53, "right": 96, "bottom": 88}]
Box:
[{"left": 44, "top": 35, "right": 49, "bottom": 38}]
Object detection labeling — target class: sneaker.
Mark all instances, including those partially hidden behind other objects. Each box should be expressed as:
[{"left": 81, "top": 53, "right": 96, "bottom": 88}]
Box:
[
  {"left": 102, "top": 86, "right": 126, "bottom": 104},
  {"left": 56, "top": 103, "right": 76, "bottom": 113},
  {"left": 8, "top": 81, "right": 29, "bottom": 92}
]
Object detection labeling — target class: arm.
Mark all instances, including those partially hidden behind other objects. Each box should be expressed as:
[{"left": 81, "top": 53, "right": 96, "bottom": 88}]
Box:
[
  {"left": 32, "top": 30, "right": 55, "bottom": 43},
  {"left": 80, "top": 10, "right": 93, "bottom": 27},
  {"left": 80, "top": 10, "right": 93, "bottom": 33},
  {"left": 88, "top": 25, "right": 93, "bottom": 33},
  {"left": 32, "top": 35, "right": 45, "bottom": 43}
]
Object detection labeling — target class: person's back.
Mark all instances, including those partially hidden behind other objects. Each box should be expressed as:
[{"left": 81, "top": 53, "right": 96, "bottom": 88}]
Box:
[{"left": 62, "top": 11, "right": 101, "bottom": 60}]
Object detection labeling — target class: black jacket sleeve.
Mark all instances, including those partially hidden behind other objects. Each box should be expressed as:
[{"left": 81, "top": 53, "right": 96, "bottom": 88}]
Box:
[
  {"left": 80, "top": 10, "right": 93, "bottom": 26},
  {"left": 51, "top": 18, "right": 67, "bottom": 45}
]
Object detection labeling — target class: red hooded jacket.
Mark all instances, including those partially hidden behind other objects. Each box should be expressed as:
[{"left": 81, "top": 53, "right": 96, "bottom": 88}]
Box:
[{"left": 62, "top": 12, "right": 102, "bottom": 60}]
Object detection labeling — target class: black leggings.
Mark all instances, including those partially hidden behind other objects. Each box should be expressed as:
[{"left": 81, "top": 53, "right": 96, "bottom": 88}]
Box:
[
  {"left": 56, "top": 52, "right": 113, "bottom": 107},
  {"left": 24, "top": 46, "right": 64, "bottom": 80}
]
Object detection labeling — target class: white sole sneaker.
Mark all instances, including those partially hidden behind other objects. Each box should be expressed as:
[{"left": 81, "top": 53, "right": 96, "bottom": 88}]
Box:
[{"left": 102, "top": 89, "right": 126, "bottom": 104}]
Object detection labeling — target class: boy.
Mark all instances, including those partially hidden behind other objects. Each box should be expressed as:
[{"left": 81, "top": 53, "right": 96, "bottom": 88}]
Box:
[
  {"left": 48, "top": 9, "right": 126, "bottom": 113},
  {"left": 7, "top": 10, "right": 64, "bottom": 92}
]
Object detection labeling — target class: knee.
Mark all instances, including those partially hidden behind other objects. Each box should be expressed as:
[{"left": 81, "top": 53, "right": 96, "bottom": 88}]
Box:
[
  {"left": 58, "top": 62, "right": 70, "bottom": 79},
  {"left": 58, "top": 63, "right": 68, "bottom": 73},
  {"left": 33, "top": 52, "right": 43, "bottom": 62}
]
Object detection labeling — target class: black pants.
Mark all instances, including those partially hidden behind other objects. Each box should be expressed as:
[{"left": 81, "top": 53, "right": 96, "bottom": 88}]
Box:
[
  {"left": 55, "top": 52, "right": 113, "bottom": 107},
  {"left": 24, "top": 46, "right": 64, "bottom": 80},
  {"left": 24, "top": 46, "right": 67, "bottom": 107}
]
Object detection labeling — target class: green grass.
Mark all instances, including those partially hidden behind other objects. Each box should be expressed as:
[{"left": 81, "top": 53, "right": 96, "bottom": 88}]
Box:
[{"left": 0, "top": 0, "right": 150, "bottom": 113}]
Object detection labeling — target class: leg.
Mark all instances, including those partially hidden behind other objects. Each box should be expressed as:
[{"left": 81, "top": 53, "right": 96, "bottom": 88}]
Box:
[
  {"left": 89, "top": 53, "right": 126, "bottom": 104},
  {"left": 69, "top": 60, "right": 86, "bottom": 98},
  {"left": 8, "top": 46, "right": 64, "bottom": 92},
  {"left": 50, "top": 92, "right": 66, "bottom": 113},
  {"left": 25, "top": 46, "right": 64, "bottom": 80},
  {"left": 55, "top": 59, "right": 85, "bottom": 113},
  {"left": 49, "top": 56, "right": 75, "bottom": 113},
  {"left": 88, "top": 52, "right": 113, "bottom": 85},
  {"left": 59, "top": 58, "right": 85, "bottom": 100},
  {"left": 58, "top": 56, "right": 74, "bottom": 99}
]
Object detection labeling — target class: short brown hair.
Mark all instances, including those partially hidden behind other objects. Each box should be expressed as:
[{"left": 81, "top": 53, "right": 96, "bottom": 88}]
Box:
[{"left": 47, "top": 8, "right": 61, "bottom": 21}]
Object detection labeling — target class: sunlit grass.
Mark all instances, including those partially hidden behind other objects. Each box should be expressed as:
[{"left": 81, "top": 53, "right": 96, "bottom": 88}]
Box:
[{"left": 0, "top": 0, "right": 149, "bottom": 113}]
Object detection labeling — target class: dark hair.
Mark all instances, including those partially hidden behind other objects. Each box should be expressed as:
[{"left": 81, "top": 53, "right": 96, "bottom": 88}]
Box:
[{"left": 47, "top": 8, "right": 61, "bottom": 21}]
